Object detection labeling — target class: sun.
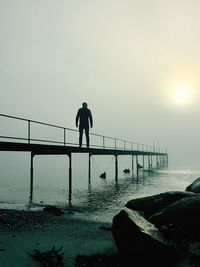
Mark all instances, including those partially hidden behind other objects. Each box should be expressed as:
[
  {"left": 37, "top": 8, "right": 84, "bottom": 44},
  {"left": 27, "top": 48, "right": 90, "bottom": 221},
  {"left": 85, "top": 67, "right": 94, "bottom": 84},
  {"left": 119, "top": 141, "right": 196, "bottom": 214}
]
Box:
[
  {"left": 174, "top": 88, "right": 190, "bottom": 104},
  {"left": 165, "top": 78, "right": 196, "bottom": 108}
]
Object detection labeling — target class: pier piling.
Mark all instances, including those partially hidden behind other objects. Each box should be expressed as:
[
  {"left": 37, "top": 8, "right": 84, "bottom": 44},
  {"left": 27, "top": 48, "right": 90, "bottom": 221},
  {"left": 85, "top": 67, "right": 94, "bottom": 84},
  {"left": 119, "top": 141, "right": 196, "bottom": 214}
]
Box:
[
  {"left": 68, "top": 153, "right": 72, "bottom": 195},
  {"left": 132, "top": 155, "right": 134, "bottom": 177},
  {"left": 89, "top": 154, "right": 91, "bottom": 181},
  {"left": 30, "top": 152, "right": 34, "bottom": 200},
  {"left": 115, "top": 154, "right": 118, "bottom": 179}
]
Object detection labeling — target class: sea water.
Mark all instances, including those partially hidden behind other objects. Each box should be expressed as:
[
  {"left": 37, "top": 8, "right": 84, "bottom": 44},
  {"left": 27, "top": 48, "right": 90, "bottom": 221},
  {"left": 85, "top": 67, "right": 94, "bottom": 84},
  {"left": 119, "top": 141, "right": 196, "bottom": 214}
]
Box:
[{"left": 0, "top": 152, "right": 199, "bottom": 223}]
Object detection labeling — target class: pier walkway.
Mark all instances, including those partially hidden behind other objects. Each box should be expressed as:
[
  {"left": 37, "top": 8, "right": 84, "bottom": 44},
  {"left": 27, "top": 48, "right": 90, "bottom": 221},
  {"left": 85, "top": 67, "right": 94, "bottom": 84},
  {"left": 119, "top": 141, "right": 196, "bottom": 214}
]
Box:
[{"left": 0, "top": 114, "right": 168, "bottom": 198}]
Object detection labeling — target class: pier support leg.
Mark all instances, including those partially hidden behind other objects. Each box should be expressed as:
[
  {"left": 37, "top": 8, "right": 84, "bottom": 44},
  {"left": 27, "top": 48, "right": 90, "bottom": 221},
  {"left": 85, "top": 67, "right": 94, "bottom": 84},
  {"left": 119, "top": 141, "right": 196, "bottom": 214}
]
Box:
[
  {"left": 136, "top": 155, "right": 138, "bottom": 176},
  {"left": 115, "top": 154, "right": 118, "bottom": 179},
  {"left": 68, "top": 153, "right": 72, "bottom": 203},
  {"left": 132, "top": 155, "right": 134, "bottom": 177},
  {"left": 143, "top": 155, "right": 145, "bottom": 170},
  {"left": 148, "top": 155, "right": 150, "bottom": 170},
  {"left": 89, "top": 154, "right": 91, "bottom": 182},
  {"left": 30, "top": 152, "right": 35, "bottom": 200},
  {"left": 156, "top": 155, "right": 158, "bottom": 169}
]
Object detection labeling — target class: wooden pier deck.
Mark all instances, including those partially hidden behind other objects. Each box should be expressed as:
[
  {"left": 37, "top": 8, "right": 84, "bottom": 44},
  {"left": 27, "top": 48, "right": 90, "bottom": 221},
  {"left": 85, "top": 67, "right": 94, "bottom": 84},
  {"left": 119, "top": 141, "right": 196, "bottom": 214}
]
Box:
[{"left": 0, "top": 114, "right": 168, "bottom": 199}]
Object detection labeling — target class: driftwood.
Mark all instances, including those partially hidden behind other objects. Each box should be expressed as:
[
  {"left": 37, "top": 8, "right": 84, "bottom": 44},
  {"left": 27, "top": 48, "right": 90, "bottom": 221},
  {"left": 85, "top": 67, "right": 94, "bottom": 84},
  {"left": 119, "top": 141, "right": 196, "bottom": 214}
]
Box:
[{"left": 29, "top": 246, "right": 64, "bottom": 267}]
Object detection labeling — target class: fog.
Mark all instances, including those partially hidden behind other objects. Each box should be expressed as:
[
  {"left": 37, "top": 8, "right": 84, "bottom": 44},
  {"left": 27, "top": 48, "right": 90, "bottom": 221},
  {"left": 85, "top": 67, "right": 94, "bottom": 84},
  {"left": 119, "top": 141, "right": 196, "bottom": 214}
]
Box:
[{"left": 1, "top": 0, "right": 200, "bottom": 171}]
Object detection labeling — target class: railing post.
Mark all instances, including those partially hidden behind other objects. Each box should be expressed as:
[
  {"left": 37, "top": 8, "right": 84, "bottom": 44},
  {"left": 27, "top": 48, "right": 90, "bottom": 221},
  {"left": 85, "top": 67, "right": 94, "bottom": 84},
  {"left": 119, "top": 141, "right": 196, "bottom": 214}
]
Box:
[
  {"left": 103, "top": 136, "right": 105, "bottom": 148},
  {"left": 115, "top": 138, "right": 117, "bottom": 149},
  {"left": 64, "top": 128, "right": 66, "bottom": 146},
  {"left": 124, "top": 140, "right": 126, "bottom": 150},
  {"left": 28, "top": 120, "right": 31, "bottom": 144},
  {"left": 131, "top": 142, "right": 133, "bottom": 151}
]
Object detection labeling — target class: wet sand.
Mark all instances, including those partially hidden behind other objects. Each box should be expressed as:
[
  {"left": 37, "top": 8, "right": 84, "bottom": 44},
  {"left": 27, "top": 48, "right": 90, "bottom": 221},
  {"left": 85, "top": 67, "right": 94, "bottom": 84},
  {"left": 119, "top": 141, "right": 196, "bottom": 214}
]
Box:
[{"left": 0, "top": 209, "right": 117, "bottom": 267}]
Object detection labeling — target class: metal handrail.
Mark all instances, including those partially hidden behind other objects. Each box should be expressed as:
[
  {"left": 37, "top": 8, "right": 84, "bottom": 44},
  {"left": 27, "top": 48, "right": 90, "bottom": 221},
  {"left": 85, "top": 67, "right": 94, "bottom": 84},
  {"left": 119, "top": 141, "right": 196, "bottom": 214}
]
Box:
[{"left": 0, "top": 113, "right": 165, "bottom": 153}]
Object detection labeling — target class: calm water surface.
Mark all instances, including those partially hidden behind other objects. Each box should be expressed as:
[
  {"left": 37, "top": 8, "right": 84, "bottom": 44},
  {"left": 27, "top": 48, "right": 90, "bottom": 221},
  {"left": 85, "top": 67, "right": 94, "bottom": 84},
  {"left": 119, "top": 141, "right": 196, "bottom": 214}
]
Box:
[{"left": 0, "top": 158, "right": 200, "bottom": 223}]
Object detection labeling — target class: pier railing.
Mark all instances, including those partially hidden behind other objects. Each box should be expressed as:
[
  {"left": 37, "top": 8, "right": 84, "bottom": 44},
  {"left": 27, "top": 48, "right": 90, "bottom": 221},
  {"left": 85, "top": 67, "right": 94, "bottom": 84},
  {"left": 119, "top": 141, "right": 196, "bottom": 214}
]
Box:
[{"left": 0, "top": 113, "right": 165, "bottom": 153}]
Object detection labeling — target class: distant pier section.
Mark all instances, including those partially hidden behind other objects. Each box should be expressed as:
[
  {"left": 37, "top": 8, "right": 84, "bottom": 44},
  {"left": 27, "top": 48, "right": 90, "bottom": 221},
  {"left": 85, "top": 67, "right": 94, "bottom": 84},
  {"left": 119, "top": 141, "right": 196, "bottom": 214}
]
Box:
[{"left": 0, "top": 114, "right": 168, "bottom": 199}]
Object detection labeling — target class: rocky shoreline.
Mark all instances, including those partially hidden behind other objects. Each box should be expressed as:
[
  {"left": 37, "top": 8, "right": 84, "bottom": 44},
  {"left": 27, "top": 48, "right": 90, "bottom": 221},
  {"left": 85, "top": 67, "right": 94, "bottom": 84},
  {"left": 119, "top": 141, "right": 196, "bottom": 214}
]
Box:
[
  {"left": 1, "top": 178, "right": 200, "bottom": 266},
  {"left": 112, "top": 177, "right": 200, "bottom": 267},
  {"left": 0, "top": 206, "right": 116, "bottom": 267}
]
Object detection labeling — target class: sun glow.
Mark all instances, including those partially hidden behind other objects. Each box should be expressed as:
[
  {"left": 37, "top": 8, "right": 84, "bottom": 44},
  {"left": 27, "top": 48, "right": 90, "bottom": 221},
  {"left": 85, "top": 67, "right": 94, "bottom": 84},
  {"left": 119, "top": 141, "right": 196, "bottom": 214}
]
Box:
[
  {"left": 169, "top": 82, "right": 195, "bottom": 107},
  {"left": 174, "top": 88, "right": 190, "bottom": 104}
]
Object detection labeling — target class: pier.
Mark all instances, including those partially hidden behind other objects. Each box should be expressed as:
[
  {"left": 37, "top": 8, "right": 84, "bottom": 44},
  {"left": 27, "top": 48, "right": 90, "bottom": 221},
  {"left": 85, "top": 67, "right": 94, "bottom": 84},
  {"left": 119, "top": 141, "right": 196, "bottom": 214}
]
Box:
[{"left": 0, "top": 114, "right": 168, "bottom": 199}]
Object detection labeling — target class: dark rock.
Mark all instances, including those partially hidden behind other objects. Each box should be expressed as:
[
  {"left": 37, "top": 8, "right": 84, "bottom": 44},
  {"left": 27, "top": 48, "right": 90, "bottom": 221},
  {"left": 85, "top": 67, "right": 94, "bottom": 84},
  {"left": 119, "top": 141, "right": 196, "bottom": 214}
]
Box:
[
  {"left": 123, "top": 169, "right": 130, "bottom": 174},
  {"left": 137, "top": 164, "right": 143, "bottom": 169},
  {"left": 43, "top": 206, "right": 64, "bottom": 216},
  {"left": 126, "top": 191, "right": 196, "bottom": 218},
  {"left": 100, "top": 172, "right": 106, "bottom": 179},
  {"left": 186, "top": 177, "right": 200, "bottom": 193},
  {"left": 99, "top": 226, "right": 112, "bottom": 231},
  {"left": 75, "top": 253, "right": 123, "bottom": 267},
  {"left": 67, "top": 211, "right": 75, "bottom": 215},
  {"left": 112, "top": 207, "right": 177, "bottom": 266},
  {"left": 149, "top": 195, "right": 200, "bottom": 233}
]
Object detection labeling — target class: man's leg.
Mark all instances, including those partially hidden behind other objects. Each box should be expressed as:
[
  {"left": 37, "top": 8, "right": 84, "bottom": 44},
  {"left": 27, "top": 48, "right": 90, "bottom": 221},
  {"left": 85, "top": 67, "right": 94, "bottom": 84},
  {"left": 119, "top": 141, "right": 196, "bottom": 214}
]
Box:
[
  {"left": 85, "top": 127, "right": 90, "bottom": 148},
  {"left": 79, "top": 127, "right": 83, "bottom": 147}
]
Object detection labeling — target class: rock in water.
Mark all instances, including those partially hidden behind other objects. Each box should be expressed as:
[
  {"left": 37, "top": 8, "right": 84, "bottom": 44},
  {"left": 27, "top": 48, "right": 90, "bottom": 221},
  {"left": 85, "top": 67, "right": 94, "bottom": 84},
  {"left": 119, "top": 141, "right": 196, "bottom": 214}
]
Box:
[
  {"left": 112, "top": 207, "right": 176, "bottom": 266},
  {"left": 123, "top": 169, "right": 130, "bottom": 173},
  {"left": 43, "top": 206, "right": 64, "bottom": 216},
  {"left": 137, "top": 164, "right": 143, "bottom": 169},
  {"left": 126, "top": 191, "right": 196, "bottom": 218},
  {"left": 100, "top": 172, "right": 106, "bottom": 178},
  {"left": 149, "top": 195, "right": 200, "bottom": 232},
  {"left": 186, "top": 177, "right": 200, "bottom": 193}
]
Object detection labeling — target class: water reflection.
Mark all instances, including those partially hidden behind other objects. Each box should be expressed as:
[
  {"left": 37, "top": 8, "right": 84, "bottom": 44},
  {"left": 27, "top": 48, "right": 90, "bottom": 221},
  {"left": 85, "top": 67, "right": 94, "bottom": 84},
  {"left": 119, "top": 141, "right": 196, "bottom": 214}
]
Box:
[
  {"left": 63, "top": 169, "right": 163, "bottom": 213},
  {"left": 16, "top": 166, "right": 200, "bottom": 214}
]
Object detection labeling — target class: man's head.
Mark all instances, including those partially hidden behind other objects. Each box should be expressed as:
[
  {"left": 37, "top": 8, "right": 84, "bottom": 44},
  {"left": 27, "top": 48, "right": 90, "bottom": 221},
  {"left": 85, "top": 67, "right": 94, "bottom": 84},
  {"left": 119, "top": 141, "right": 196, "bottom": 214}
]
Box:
[{"left": 82, "top": 102, "right": 88, "bottom": 108}]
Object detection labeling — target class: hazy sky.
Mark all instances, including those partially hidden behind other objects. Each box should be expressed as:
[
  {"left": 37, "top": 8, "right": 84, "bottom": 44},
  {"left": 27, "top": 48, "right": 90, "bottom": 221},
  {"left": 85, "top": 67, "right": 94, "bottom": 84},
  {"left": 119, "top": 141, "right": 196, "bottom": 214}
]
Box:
[{"left": 1, "top": 0, "right": 200, "bottom": 166}]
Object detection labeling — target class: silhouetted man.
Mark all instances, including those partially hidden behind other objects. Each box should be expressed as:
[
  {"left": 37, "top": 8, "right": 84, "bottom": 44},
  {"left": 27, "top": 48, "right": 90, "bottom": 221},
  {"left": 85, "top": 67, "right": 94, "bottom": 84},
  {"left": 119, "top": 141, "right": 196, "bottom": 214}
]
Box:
[{"left": 75, "top": 102, "right": 93, "bottom": 148}]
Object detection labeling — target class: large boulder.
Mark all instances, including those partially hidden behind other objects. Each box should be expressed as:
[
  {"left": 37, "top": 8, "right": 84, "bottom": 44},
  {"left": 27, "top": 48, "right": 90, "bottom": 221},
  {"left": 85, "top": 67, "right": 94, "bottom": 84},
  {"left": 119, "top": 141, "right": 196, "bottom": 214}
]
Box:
[
  {"left": 126, "top": 191, "right": 195, "bottom": 218},
  {"left": 149, "top": 195, "right": 200, "bottom": 233},
  {"left": 112, "top": 207, "right": 177, "bottom": 266},
  {"left": 186, "top": 177, "right": 200, "bottom": 193}
]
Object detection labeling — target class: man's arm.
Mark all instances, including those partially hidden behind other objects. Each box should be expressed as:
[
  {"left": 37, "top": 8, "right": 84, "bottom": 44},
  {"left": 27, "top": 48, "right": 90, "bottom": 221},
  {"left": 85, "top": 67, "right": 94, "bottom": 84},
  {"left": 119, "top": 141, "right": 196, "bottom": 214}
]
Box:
[
  {"left": 89, "top": 110, "right": 93, "bottom": 128},
  {"left": 75, "top": 109, "right": 80, "bottom": 127}
]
